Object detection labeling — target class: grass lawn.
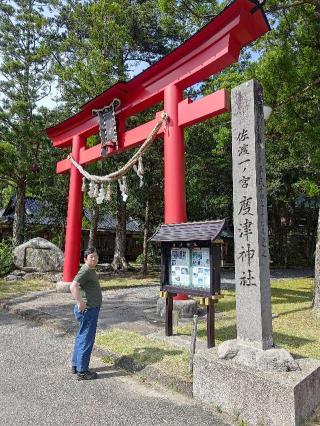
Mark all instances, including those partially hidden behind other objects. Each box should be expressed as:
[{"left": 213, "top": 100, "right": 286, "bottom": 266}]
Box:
[
  {"left": 0, "top": 279, "right": 54, "bottom": 300},
  {"left": 97, "top": 278, "right": 320, "bottom": 389},
  {"left": 178, "top": 278, "right": 320, "bottom": 360},
  {"left": 0, "top": 271, "right": 159, "bottom": 299},
  {"left": 100, "top": 272, "right": 159, "bottom": 290},
  {"left": 96, "top": 328, "right": 191, "bottom": 383}
]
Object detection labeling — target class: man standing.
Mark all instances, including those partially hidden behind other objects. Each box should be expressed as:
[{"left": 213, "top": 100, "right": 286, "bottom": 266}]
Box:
[{"left": 70, "top": 247, "right": 102, "bottom": 380}]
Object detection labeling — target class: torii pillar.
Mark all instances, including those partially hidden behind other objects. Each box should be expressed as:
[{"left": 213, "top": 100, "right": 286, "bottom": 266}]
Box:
[
  {"left": 46, "top": 0, "right": 270, "bottom": 291},
  {"left": 164, "top": 84, "right": 186, "bottom": 225},
  {"left": 64, "top": 135, "right": 85, "bottom": 282}
]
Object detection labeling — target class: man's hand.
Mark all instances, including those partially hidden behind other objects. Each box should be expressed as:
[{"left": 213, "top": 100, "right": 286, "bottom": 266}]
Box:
[
  {"left": 70, "top": 281, "right": 87, "bottom": 312},
  {"left": 77, "top": 300, "right": 87, "bottom": 312}
]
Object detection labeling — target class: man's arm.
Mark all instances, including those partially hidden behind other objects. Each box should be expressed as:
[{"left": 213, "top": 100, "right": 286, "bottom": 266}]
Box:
[{"left": 70, "top": 281, "right": 86, "bottom": 311}]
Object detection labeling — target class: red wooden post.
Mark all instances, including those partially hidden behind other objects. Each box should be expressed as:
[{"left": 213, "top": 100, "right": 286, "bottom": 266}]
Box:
[
  {"left": 164, "top": 84, "right": 188, "bottom": 301},
  {"left": 63, "top": 135, "right": 85, "bottom": 282},
  {"left": 164, "top": 84, "right": 186, "bottom": 224}
]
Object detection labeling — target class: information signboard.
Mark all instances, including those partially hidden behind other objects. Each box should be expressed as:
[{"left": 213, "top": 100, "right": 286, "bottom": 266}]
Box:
[
  {"left": 169, "top": 247, "right": 212, "bottom": 291},
  {"left": 149, "top": 220, "right": 224, "bottom": 346}
]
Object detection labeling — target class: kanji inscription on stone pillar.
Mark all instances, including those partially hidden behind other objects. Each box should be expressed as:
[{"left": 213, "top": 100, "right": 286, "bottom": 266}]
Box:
[{"left": 231, "top": 79, "right": 273, "bottom": 350}]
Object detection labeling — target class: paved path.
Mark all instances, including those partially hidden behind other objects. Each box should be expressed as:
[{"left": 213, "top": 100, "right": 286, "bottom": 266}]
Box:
[
  {"left": 1, "top": 286, "right": 162, "bottom": 336},
  {"left": 0, "top": 310, "right": 230, "bottom": 426}
]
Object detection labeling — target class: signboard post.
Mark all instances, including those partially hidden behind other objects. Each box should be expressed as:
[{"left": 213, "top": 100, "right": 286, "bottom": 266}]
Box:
[{"left": 151, "top": 220, "right": 225, "bottom": 348}]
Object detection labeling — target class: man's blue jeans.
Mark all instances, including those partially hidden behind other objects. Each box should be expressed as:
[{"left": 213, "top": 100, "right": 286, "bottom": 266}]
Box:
[{"left": 72, "top": 305, "right": 100, "bottom": 373}]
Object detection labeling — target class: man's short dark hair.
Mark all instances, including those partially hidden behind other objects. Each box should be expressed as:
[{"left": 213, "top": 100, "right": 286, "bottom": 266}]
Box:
[{"left": 84, "top": 247, "right": 98, "bottom": 259}]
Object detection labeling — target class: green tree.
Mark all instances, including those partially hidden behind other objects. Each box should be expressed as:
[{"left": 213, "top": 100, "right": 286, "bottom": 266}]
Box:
[
  {"left": 173, "top": 0, "right": 320, "bottom": 274},
  {"left": 0, "top": 0, "right": 57, "bottom": 247},
  {"left": 249, "top": 3, "right": 320, "bottom": 287},
  {"left": 51, "top": 0, "right": 186, "bottom": 270}
]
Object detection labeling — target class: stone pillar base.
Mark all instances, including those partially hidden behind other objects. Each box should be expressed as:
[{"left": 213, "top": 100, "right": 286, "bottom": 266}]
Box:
[
  {"left": 193, "top": 347, "right": 320, "bottom": 426},
  {"left": 56, "top": 281, "right": 71, "bottom": 293},
  {"left": 156, "top": 298, "right": 197, "bottom": 318},
  {"left": 218, "top": 339, "right": 300, "bottom": 372}
]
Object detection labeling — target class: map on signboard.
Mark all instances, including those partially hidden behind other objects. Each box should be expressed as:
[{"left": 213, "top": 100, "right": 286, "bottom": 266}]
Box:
[
  {"left": 191, "top": 248, "right": 210, "bottom": 289},
  {"left": 170, "top": 248, "right": 190, "bottom": 287}
]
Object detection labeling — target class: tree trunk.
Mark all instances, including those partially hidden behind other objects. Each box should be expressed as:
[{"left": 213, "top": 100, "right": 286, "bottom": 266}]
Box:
[
  {"left": 141, "top": 199, "right": 150, "bottom": 276},
  {"left": 88, "top": 204, "right": 100, "bottom": 249},
  {"left": 111, "top": 186, "right": 127, "bottom": 271},
  {"left": 59, "top": 219, "right": 66, "bottom": 250},
  {"left": 12, "top": 178, "right": 26, "bottom": 248},
  {"left": 270, "top": 201, "right": 284, "bottom": 266},
  {"left": 313, "top": 206, "right": 320, "bottom": 310}
]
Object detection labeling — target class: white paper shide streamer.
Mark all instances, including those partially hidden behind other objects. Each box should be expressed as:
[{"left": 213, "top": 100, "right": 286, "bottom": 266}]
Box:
[{"left": 71, "top": 112, "right": 168, "bottom": 205}]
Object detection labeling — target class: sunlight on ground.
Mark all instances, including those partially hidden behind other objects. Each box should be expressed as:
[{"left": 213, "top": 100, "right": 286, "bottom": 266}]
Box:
[
  {"left": 96, "top": 328, "right": 191, "bottom": 381},
  {"left": 178, "top": 278, "right": 320, "bottom": 359},
  {"left": 1, "top": 276, "right": 319, "bottom": 362},
  {"left": 97, "top": 278, "right": 320, "bottom": 387},
  {"left": 100, "top": 273, "right": 159, "bottom": 290},
  {"left": 0, "top": 279, "right": 54, "bottom": 299}
]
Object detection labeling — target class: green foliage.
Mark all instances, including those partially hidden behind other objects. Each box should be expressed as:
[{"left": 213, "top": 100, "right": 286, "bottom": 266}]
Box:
[
  {"left": 136, "top": 244, "right": 161, "bottom": 265},
  {"left": 158, "top": 0, "right": 223, "bottom": 36},
  {"left": 293, "top": 180, "right": 320, "bottom": 198},
  {"left": 0, "top": 240, "right": 13, "bottom": 276},
  {"left": 54, "top": 0, "right": 179, "bottom": 110},
  {"left": 0, "top": 0, "right": 60, "bottom": 245}
]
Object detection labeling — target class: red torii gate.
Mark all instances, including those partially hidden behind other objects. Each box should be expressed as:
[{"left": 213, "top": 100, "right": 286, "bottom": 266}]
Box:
[{"left": 46, "top": 0, "right": 269, "bottom": 287}]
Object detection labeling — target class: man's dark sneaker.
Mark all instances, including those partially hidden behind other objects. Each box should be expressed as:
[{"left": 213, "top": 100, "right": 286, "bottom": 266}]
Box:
[
  {"left": 77, "top": 370, "right": 98, "bottom": 380},
  {"left": 71, "top": 366, "right": 77, "bottom": 374}
]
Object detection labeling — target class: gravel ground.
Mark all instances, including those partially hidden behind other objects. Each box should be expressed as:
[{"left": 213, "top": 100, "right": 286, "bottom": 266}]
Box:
[{"left": 0, "top": 309, "right": 231, "bottom": 426}]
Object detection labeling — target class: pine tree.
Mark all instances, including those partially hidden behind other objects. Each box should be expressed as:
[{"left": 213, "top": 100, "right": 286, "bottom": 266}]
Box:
[{"left": 0, "top": 0, "right": 57, "bottom": 247}]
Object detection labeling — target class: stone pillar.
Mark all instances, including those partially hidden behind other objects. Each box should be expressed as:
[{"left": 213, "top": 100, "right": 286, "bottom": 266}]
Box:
[
  {"left": 231, "top": 79, "right": 273, "bottom": 350},
  {"left": 194, "top": 80, "right": 319, "bottom": 426}
]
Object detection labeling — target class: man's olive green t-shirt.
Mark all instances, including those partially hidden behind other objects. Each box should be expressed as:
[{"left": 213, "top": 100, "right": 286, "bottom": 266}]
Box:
[{"left": 74, "top": 264, "right": 102, "bottom": 308}]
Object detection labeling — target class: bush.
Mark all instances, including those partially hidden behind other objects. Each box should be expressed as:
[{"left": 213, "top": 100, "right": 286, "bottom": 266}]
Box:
[
  {"left": 0, "top": 240, "right": 13, "bottom": 276},
  {"left": 136, "top": 245, "right": 161, "bottom": 266}
]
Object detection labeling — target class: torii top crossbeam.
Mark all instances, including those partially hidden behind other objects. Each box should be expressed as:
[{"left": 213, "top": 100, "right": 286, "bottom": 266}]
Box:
[{"left": 46, "top": 0, "right": 269, "bottom": 283}]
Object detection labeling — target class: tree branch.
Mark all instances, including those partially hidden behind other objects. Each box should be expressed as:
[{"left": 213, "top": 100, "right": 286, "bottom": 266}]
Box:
[
  {"left": 275, "top": 77, "right": 320, "bottom": 108},
  {"left": 180, "top": 0, "right": 203, "bottom": 20},
  {"left": 267, "top": 1, "right": 309, "bottom": 12},
  {"left": 266, "top": 0, "right": 320, "bottom": 17},
  {"left": 0, "top": 175, "right": 16, "bottom": 187}
]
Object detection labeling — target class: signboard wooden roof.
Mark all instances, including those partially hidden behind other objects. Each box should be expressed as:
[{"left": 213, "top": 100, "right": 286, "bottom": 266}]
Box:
[{"left": 149, "top": 219, "right": 225, "bottom": 242}]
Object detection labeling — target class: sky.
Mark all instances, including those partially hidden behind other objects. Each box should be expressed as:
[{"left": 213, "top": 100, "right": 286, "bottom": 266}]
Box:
[
  {"left": 37, "top": 60, "right": 150, "bottom": 110},
  {"left": 31, "top": 0, "right": 261, "bottom": 110}
]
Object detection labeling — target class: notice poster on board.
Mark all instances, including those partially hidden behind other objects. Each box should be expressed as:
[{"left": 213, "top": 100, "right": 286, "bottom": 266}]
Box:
[
  {"left": 170, "top": 248, "right": 190, "bottom": 287},
  {"left": 191, "top": 248, "right": 210, "bottom": 289}
]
